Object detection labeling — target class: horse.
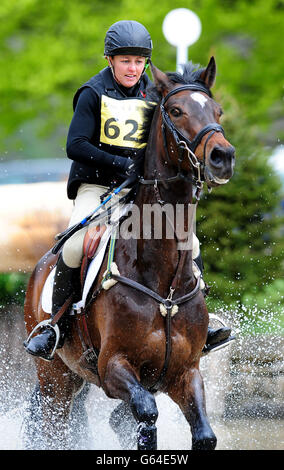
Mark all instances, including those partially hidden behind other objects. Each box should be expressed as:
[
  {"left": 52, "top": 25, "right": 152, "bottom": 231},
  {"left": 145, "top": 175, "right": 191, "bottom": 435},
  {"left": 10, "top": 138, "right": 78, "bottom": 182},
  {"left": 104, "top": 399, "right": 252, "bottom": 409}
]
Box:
[{"left": 23, "top": 56, "right": 235, "bottom": 450}]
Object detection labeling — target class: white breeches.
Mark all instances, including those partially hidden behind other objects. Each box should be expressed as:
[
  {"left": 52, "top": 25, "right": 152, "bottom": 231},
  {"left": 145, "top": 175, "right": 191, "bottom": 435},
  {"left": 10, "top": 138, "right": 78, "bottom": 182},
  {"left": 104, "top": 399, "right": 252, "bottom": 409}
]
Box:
[{"left": 62, "top": 184, "right": 114, "bottom": 268}]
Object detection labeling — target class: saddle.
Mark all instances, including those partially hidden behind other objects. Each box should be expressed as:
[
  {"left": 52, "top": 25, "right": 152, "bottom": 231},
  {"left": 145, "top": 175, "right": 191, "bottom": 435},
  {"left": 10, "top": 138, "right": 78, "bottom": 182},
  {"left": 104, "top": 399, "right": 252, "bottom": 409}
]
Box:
[
  {"left": 42, "top": 225, "right": 108, "bottom": 310},
  {"left": 42, "top": 199, "right": 133, "bottom": 316},
  {"left": 80, "top": 224, "right": 107, "bottom": 287}
]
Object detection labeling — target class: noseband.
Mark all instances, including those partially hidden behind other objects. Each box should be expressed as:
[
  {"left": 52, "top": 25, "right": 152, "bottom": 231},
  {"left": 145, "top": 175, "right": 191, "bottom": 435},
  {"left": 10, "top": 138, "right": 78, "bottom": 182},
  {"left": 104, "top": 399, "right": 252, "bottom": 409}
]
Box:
[{"left": 141, "top": 83, "right": 225, "bottom": 197}]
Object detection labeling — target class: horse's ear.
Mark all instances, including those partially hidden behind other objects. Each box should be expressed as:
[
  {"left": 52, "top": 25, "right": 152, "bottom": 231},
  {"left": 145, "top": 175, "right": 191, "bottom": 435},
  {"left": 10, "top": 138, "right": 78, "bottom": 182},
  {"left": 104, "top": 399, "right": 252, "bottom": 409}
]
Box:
[
  {"left": 149, "top": 60, "right": 172, "bottom": 95},
  {"left": 200, "top": 56, "right": 216, "bottom": 89}
]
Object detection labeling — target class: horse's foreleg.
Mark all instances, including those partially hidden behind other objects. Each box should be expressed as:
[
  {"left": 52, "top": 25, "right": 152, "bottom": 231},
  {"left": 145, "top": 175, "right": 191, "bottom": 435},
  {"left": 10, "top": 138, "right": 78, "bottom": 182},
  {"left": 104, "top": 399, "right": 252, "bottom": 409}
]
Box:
[
  {"left": 168, "top": 367, "right": 217, "bottom": 450},
  {"left": 102, "top": 356, "right": 158, "bottom": 450}
]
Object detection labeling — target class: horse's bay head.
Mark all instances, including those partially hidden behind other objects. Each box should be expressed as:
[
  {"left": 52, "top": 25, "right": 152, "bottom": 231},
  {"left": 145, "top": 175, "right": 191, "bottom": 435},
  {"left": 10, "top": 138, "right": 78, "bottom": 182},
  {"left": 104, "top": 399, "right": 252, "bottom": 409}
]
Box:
[{"left": 150, "top": 57, "right": 235, "bottom": 188}]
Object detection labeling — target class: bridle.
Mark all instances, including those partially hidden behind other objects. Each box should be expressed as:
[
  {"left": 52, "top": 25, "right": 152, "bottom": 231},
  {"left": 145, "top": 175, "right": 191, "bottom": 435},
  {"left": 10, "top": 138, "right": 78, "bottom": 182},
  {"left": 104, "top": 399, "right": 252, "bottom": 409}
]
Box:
[{"left": 140, "top": 83, "right": 225, "bottom": 198}]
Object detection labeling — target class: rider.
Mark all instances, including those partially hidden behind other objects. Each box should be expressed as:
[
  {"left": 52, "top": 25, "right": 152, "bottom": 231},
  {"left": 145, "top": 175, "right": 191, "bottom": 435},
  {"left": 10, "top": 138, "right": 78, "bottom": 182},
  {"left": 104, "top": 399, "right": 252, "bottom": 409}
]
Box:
[{"left": 24, "top": 20, "right": 231, "bottom": 361}]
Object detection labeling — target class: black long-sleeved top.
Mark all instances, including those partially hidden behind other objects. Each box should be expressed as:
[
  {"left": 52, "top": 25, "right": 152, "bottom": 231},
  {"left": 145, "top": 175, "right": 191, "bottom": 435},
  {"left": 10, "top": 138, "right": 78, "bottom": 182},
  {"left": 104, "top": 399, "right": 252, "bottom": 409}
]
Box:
[{"left": 66, "top": 67, "right": 153, "bottom": 199}]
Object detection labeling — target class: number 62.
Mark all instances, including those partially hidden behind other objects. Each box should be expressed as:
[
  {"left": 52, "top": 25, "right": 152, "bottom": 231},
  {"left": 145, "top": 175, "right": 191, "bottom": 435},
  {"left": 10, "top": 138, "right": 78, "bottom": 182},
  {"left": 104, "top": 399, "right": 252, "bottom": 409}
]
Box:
[{"left": 104, "top": 118, "right": 139, "bottom": 142}]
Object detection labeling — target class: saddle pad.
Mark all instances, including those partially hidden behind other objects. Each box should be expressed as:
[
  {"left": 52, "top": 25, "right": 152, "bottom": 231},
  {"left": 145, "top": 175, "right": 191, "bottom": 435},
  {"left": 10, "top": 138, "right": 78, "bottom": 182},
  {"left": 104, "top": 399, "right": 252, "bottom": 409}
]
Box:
[
  {"left": 41, "top": 227, "right": 111, "bottom": 314},
  {"left": 41, "top": 202, "right": 133, "bottom": 314}
]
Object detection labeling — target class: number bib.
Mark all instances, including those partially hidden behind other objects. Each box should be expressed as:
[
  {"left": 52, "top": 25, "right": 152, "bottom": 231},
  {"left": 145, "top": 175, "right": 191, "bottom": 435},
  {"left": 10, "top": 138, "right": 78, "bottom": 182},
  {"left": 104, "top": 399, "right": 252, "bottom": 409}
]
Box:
[{"left": 100, "top": 95, "right": 151, "bottom": 149}]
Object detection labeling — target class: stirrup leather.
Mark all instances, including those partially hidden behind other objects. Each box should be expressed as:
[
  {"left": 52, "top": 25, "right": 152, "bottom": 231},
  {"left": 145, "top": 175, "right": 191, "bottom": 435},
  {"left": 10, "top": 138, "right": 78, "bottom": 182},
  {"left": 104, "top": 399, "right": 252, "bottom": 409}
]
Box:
[{"left": 25, "top": 319, "right": 60, "bottom": 360}]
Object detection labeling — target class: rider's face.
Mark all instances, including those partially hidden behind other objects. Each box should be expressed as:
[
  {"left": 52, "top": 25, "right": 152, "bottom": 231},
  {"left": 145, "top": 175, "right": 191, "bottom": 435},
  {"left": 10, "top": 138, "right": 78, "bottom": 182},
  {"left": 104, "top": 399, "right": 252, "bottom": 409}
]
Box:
[{"left": 108, "top": 55, "right": 146, "bottom": 88}]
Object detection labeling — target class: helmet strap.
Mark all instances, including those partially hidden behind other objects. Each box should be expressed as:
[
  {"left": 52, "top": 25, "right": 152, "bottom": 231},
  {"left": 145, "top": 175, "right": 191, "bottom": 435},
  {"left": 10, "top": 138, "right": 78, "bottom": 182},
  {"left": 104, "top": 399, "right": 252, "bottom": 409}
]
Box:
[{"left": 106, "top": 56, "right": 120, "bottom": 84}]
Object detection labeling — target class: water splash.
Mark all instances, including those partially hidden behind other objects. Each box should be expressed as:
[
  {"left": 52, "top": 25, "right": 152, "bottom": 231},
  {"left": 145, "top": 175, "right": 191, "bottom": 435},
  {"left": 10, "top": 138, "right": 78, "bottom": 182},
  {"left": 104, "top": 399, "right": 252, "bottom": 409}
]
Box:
[{"left": 0, "top": 304, "right": 283, "bottom": 450}]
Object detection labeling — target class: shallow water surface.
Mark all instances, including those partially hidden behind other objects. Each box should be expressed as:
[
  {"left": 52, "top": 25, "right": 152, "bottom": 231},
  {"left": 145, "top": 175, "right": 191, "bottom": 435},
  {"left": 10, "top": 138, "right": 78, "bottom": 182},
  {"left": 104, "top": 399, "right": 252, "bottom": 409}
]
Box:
[
  {"left": 0, "top": 305, "right": 283, "bottom": 450},
  {"left": 0, "top": 387, "right": 283, "bottom": 450}
]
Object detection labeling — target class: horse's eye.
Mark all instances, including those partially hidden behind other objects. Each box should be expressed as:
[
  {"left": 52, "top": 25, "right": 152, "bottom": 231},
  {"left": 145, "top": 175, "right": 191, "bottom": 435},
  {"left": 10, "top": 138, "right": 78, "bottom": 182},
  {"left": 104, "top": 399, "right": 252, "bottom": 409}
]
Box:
[{"left": 170, "top": 108, "right": 182, "bottom": 118}]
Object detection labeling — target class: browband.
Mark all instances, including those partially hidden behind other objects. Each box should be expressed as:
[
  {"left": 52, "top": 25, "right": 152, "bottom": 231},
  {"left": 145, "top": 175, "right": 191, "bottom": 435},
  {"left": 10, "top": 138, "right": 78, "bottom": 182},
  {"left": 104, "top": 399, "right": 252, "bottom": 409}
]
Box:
[
  {"left": 161, "top": 83, "right": 211, "bottom": 107},
  {"left": 160, "top": 84, "right": 224, "bottom": 153}
]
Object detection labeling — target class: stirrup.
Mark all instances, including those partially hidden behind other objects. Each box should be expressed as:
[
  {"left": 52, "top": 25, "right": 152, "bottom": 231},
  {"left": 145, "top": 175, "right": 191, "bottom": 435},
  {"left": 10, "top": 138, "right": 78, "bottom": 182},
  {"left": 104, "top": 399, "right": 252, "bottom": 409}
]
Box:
[
  {"left": 202, "top": 314, "right": 236, "bottom": 356},
  {"left": 25, "top": 319, "right": 60, "bottom": 361},
  {"left": 202, "top": 335, "right": 236, "bottom": 356}
]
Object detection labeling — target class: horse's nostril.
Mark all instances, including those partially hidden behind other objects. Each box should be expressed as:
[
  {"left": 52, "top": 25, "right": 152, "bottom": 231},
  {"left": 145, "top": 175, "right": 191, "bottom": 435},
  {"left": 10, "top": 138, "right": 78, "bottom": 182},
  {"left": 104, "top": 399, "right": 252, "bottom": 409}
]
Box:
[
  {"left": 209, "top": 146, "right": 235, "bottom": 169},
  {"left": 209, "top": 147, "right": 224, "bottom": 168}
]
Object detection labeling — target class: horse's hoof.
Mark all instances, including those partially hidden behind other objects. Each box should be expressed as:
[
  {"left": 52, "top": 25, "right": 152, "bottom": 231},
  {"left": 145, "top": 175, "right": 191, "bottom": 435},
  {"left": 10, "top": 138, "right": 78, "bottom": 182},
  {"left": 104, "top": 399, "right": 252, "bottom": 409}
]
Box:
[
  {"left": 192, "top": 435, "right": 217, "bottom": 450},
  {"left": 137, "top": 423, "right": 157, "bottom": 450}
]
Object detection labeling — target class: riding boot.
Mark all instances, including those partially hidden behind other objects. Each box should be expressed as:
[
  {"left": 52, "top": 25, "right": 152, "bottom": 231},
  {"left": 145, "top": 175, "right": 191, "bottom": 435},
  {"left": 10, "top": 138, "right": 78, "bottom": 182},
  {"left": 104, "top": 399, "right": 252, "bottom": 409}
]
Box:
[
  {"left": 193, "top": 253, "right": 234, "bottom": 351},
  {"left": 24, "top": 255, "right": 79, "bottom": 361}
]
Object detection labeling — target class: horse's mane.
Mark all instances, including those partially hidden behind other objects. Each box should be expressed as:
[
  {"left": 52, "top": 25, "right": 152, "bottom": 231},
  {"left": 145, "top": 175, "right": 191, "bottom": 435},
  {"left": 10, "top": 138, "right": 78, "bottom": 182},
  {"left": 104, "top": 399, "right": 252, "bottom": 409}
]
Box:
[
  {"left": 139, "top": 61, "right": 212, "bottom": 144},
  {"left": 166, "top": 62, "right": 213, "bottom": 98}
]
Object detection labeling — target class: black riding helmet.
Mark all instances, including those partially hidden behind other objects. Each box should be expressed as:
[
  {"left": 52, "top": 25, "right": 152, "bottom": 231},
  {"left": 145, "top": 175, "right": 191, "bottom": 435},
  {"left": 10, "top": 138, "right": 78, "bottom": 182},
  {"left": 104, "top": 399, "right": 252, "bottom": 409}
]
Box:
[{"left": 104, "top": 20, "right": 152, "bottom": 57}]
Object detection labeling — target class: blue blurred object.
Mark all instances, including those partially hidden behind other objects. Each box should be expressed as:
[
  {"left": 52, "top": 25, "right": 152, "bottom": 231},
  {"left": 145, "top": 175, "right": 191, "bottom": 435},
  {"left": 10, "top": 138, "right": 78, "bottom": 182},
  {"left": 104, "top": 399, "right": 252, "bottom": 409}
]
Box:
[{"left": 0, "top": 158, "right": 71, "bottom": 185}]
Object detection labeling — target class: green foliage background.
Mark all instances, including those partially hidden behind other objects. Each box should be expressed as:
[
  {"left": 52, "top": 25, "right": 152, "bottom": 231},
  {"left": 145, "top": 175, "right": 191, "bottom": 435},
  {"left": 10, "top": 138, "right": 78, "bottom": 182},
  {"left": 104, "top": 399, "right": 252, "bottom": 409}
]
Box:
[
  {"left": 0, "top": 0, "right": 283, "bottom": 329},
  {"left": 1, "top": 0, "right": 283, "bottom": 154}
]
